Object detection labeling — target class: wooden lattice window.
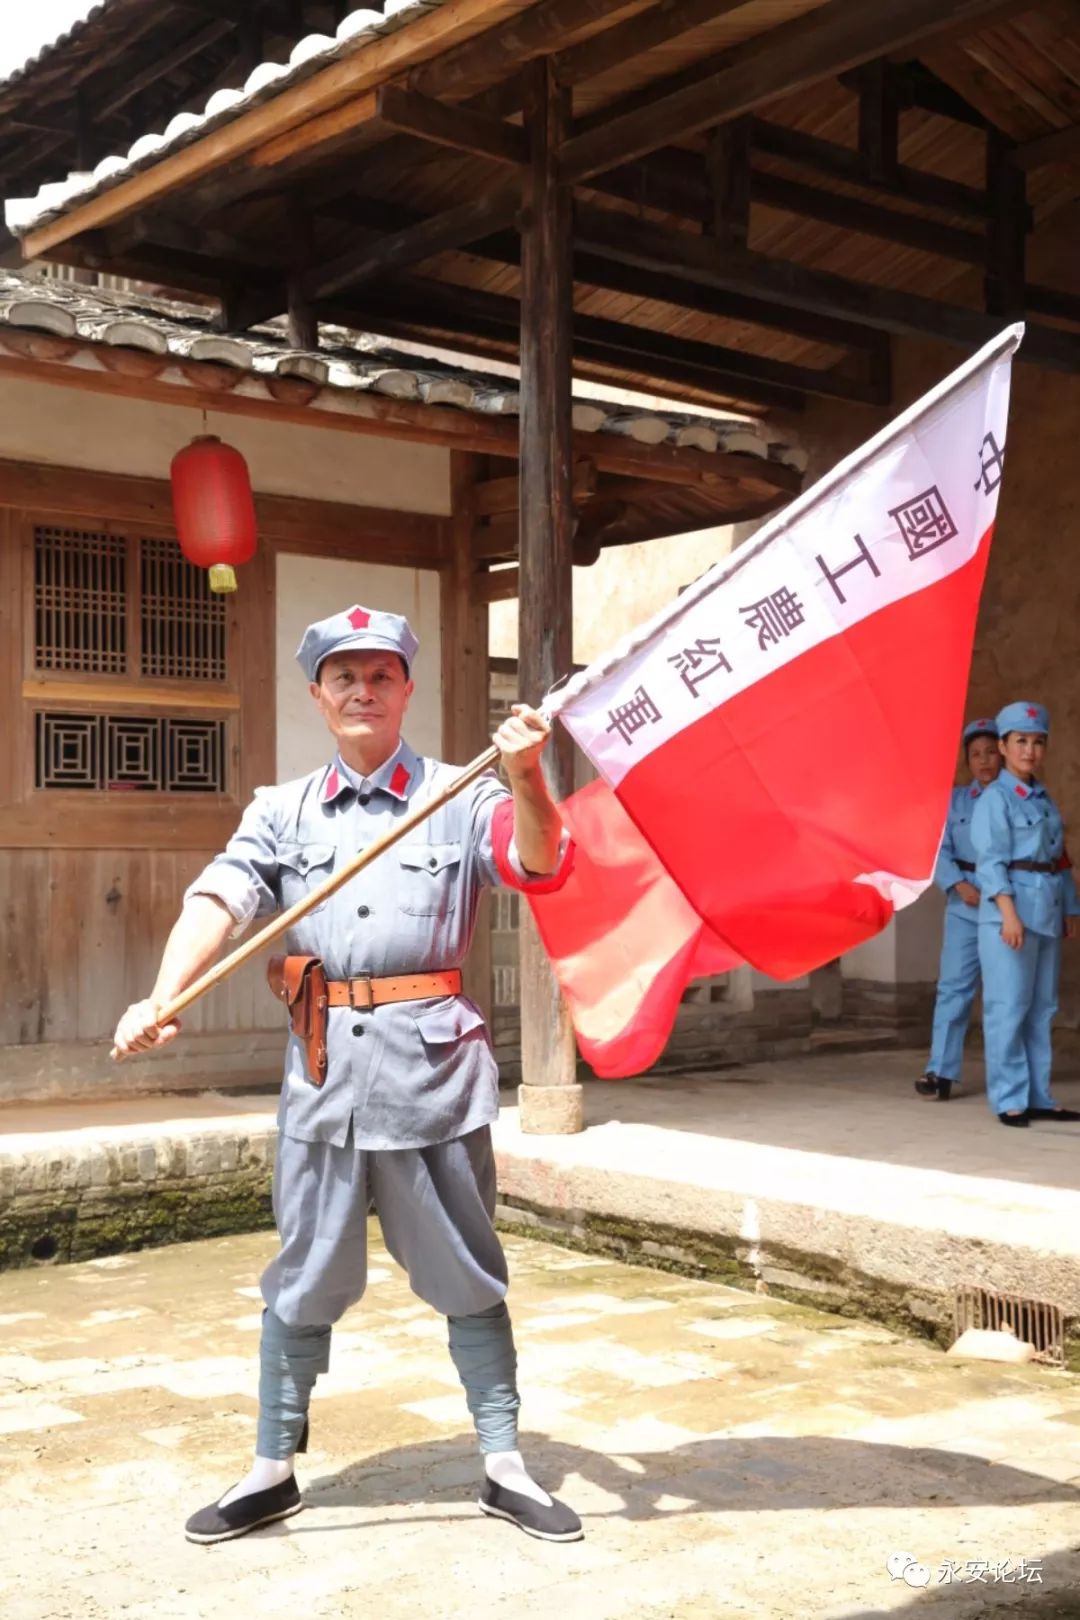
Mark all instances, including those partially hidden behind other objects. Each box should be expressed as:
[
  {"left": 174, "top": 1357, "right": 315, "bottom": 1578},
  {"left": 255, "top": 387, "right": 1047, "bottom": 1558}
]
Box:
[
  {"left": 34, "top": 526, "right": 128, "bottom": 673},
  {"left": 31, "top": 526, "right": 226, "bottom": 683},
  {"left": 140, "top": 536, "right": 226, "bottom": 680},
  {"left": 35, "top": 712, "right": 227, "bottom": 793}
]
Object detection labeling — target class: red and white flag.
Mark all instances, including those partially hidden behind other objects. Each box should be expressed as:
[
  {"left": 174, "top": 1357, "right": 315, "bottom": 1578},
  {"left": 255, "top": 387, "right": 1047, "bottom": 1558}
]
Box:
[{"left": 529, "top": 327, "right": 1022, "bottom": 1078}]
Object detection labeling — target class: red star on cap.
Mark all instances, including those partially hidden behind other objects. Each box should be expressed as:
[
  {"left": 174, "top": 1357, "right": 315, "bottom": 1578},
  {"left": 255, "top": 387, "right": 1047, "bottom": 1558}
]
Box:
[
  {"left": 348, "top": 606, "right": 371, "bottom": 629},
  {"left": 1026, "top": 706, "right": 1038, "bottom": 718},
  {"left": 389, "top": 764, "right": 410, "bottom": 797}
]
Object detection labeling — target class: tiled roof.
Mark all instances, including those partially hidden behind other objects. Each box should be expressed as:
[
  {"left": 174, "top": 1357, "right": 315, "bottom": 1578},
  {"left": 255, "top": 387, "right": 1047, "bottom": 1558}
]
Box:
[
  {"left": 5, "top": 2, "right": 449, "bottom": 238},
  {"left": 0, "top": 270, "right": 807, "bottom": 468}
]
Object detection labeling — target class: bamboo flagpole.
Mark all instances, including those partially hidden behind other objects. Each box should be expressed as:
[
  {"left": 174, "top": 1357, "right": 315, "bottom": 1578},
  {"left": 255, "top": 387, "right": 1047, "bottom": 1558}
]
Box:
[{"left": 110, "top": 743, "right": 500, "bottom": 1060}]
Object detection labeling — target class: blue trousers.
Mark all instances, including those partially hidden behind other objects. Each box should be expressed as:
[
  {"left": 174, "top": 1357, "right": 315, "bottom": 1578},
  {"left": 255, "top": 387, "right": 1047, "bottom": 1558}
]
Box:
[
  {"left": 255, "top": 1127, "right": 520, "bottom": 1459},
  {"left": 978, "top": 924, "right": 1061, "bottom": 1115},
  {"left": 927, "top": 908, "right": 981, "bottom": 1081}
]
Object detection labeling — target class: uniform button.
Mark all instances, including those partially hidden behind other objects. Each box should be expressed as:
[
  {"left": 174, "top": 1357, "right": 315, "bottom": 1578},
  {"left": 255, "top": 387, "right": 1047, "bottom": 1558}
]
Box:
[
  {"left": 356, "top": 905, "right": 370, "bottom": 918},
  {"left": 428, "top": 856, "right": 437, "bottom": 869},
  {"left": 351, "top": 1023, "right": 364, "bottom": 1037},
  {"left": 358, "top": 793, "right": 371, "bottom": 807}
]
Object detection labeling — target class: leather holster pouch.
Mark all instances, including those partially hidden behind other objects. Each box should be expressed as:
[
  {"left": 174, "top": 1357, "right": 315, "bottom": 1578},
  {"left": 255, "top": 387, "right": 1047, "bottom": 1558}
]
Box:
[{"left": 268, "top": 954, "right": 329, "bottom": 1087}]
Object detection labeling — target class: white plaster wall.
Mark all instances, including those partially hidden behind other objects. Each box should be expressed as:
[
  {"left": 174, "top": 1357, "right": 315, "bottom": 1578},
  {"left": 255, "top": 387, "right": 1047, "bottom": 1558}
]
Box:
[
  {"left": 276, "top": 552, "right": 442, "bottom": 783},
  {"left": 489, "top": 522, "right": 739, "bottom": 665},
  {"left": 0, "top": 376, "right": 450, "bottom": 513},
  {"left": 841, "top": 920, "right": 898, "bottom": 984}
]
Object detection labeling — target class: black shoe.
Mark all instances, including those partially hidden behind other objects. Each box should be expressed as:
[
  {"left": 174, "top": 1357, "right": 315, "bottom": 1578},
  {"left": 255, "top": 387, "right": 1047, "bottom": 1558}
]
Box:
[
  {"left": 184, "top": 1476, "right": 302, "bottom": 1544},
  {"left": 915, "top": 1074, "right": 955, "bottom": 1101},
  {"left": 479, "top": 1478, "right": 583, "bottom": 1542},
  {"left": 998, "top": 1111, "right": 1030, "bottom": 1128},
  {"left": 1028, "top": 1107, "right": 1080, "bottom": 1122}
]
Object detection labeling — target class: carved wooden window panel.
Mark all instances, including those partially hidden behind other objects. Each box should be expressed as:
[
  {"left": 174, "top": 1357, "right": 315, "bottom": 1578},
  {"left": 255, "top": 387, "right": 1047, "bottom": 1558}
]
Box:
[{"left": 35, "top": 712, "right": 227, "bottom": 793}]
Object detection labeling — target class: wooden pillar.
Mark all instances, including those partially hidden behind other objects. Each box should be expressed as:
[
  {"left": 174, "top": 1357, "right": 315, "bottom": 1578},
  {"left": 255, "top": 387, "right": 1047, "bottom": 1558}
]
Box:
[
  {"left": 441, "top": 451, "right": 493, "bottom": 1024},
  {"left": 705, "top": 118, "right": 751, "bottom": 251},
  {"left": 985, "top": 129, "right": 1026, "bottom": 317},
  {"left": 516, "top": 57, "right": 582, "bottom": 1135},
  {"left": 857, "top": 59, "right": 899, "bottom": 185},
  {"left": 287, "top": 200, "right": 319, "bottom": 350}
]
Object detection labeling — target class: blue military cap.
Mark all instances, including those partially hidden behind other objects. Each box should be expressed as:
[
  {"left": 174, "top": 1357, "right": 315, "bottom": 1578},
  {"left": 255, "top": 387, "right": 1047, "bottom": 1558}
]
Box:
[
  {"left": 296, "top": 603, "right": 419, "bottom": 682},
  {"left": 996, "top": 700, "right": 1050, "bottom": 738},
  {"left": 962, "top": 716, "right": 998, "bottom": 745}
]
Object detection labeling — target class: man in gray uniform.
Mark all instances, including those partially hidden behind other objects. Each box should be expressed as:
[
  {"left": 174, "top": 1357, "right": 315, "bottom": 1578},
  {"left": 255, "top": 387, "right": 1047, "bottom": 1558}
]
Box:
[{"left": 113, "top": 602, "right": 582, "bottom": 1545}]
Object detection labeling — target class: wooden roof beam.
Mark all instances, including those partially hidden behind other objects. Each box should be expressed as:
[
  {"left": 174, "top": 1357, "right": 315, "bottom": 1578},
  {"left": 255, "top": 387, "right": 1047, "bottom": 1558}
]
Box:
[
  {"left": 1008, "top": 122, "right": 1080, "bottom": 172},
  {"left": 554, "top": 0, "right": 751, "bottom": 88},
  {"left": 750, "top": 118, "right": 1022, "bottom": 224},
  {"left": 572, "top": 201, "right": 1080, "bottom": 372},
  {"left": 407, "top": 0, "right": 645, "bottom": 101},
  {"left": 95, "top": 18, "right": 237, "bottom": 122},
  {"left": 300, "top": 184, "right": 520, "bottom": 302},
  {"left": 561, "top": 0, "right": 1021, "bottom": 181},
  {"left": 328, "top": 275, "right": 879, "bottom": 410},
  {"left": 20, "top": 0, "right": 525, "bottom": 257},
  {"left": 595, "top": 144, "right": 989, "bottom": 263},
  {"left": 315, "top": 187, "right": 884, "bottom": 351},
  {"left": 375, "top": 84, "right": 526, "bottom": 166}
]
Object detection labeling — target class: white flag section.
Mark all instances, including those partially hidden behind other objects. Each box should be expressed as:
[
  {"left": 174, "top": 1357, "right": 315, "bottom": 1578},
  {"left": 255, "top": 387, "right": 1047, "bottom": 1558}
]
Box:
[
  {"left": 549, "top": 326, "right": 1019, "bottom": 786},
  {"left": 526, "top": 328, "right": 1022, "bottom": 1079}
]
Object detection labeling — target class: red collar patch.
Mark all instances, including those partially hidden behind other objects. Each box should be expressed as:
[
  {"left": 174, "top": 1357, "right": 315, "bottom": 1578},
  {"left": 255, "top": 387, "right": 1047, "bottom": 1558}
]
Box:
[
  {"left": 323, "top": 765, "right": 341, "bottom": 801},
  {"left": 1014, "top": 784, "right": 1028, "bottom": 798},
  {"left": 389, "top": 763, "right": 410, "bottom": 797},
  {"left": 970, "top": 786, "right": 979, "bottom": 797},
  {"left": 348, "top": 606, "right": 371, "bottom": 629}
]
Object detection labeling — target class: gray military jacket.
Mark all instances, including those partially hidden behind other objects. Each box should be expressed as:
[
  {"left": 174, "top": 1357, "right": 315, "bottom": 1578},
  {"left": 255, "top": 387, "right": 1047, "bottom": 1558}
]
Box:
[{"left": 185, "top": 740, "right": 570, "bottom": 1151}]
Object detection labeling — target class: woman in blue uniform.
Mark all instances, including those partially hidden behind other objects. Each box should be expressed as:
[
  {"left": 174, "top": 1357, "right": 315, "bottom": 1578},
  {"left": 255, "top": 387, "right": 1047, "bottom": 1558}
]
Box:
[
  {"left": 972, "top": 701, "right": 1080, "bottom": 1126},
  {"left": 916, "top": 718, "right": 1000, "bottom": 1101}
]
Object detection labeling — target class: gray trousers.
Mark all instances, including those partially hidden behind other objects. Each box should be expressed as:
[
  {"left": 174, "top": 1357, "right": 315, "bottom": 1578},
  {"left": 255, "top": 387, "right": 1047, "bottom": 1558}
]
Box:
[{"left": 256, "top": 1127, "right": 519, "bottom": 1458}]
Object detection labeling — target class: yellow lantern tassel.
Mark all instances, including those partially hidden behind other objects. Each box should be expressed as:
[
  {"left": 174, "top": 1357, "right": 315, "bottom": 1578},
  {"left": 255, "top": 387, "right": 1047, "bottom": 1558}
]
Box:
[{"left": 208, "top": 563, "right": 238, "bottom": 593}]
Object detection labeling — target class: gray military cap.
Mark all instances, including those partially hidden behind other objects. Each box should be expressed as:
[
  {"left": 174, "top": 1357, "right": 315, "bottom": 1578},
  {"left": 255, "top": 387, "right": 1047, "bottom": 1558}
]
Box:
[{"left": 296, "top": 603, "right": 419, "bottom": 682}]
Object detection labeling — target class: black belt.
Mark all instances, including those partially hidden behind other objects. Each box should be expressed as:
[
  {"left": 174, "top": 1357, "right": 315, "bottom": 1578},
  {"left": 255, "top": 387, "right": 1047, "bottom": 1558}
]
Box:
[
  {"left": 1008, "top": 859, "right": 1058, "bottom": 874},
  {"left": 956, "top": 860, "right": 975, "bottom": 872}
]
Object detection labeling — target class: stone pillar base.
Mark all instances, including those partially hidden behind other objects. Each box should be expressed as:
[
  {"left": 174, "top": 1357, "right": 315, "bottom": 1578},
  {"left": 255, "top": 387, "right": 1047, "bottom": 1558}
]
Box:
[{"left": 517, "top": 1083, "right": 584, "bottom": 1136}]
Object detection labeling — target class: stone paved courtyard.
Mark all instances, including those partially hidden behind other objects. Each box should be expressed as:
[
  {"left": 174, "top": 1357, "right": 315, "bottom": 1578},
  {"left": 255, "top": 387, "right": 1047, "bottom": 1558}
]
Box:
[{"left": 4, "top": 1228, "right": 1080, "bottom": 1620}]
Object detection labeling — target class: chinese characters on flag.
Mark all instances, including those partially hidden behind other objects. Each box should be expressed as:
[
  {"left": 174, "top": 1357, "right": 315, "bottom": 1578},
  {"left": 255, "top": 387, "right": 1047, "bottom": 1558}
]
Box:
[{"left": 527, "top": 328, "right": 1022, "bottom": 1078}]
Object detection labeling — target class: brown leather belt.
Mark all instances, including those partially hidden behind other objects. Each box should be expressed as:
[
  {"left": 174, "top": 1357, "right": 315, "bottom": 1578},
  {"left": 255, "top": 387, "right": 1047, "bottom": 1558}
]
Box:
[
  {"left": 1008, "top": 859, "right": 1058, "bottom": 874},
  {"left": 326, "top": 970, "right": 462, "bottom": 1009},
  {"left": 268, "top": 956, "right": 463, "bottom": 1087}
]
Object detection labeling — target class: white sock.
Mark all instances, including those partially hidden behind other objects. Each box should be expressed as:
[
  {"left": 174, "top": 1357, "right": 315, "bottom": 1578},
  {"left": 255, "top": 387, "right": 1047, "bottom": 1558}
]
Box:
[
  {"left": 218, "top": 1454, "right": 295, "bottom": 1506},
  {"left": 484, "top": 1449, "right": 552, "bottom": 1507}
]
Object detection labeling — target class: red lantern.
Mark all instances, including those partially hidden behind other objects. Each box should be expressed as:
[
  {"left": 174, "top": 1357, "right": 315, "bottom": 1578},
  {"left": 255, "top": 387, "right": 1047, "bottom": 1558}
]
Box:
[{"left": 170, "top": 434, "right": 257, "bottom": 593}]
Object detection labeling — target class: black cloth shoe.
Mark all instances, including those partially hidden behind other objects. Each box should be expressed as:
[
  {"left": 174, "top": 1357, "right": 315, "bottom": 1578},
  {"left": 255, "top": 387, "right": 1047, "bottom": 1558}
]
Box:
[
  {"left": 184, "top": 1476, "right": 302, "bottom": 1544},
  {"left": 997, "top": 1111, "right": 1030, "bottom": 1128},
  {"left": 914, "top": 1075, "right": 940, "bottom": 1098},
  {"left": 1028, "top": 1107, "right": 1080, "bottom": 1122},
  {"left": 479, "top": 1477, "right": 583, "bottom": 1542}
]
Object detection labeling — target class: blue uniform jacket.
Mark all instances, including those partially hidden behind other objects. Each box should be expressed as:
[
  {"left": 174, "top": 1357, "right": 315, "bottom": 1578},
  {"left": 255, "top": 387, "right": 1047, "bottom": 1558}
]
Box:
[
  {"left": 185, "top": 739, "right": 572, "bottom": 1150},
  {"left": 934, "top": 781, "right": 985, "bottom": 918},
  {"left": 971, "top": 769, "right": 1080, "bottom": 938}
]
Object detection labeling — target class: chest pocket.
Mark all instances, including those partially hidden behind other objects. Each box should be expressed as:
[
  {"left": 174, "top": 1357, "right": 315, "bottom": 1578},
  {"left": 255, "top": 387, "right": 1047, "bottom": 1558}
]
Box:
[
  {"left": 277, "top": 843, "right": 336, "bottom": 915},
  {"left": 398, "top": 842, "right": 461, "bottom": 917}
]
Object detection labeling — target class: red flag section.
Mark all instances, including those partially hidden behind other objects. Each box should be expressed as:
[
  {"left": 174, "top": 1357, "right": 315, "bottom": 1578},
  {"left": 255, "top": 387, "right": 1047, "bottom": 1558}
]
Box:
[{"left": 526, "top": 328, "right": 1021, "bottom": 1079}]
